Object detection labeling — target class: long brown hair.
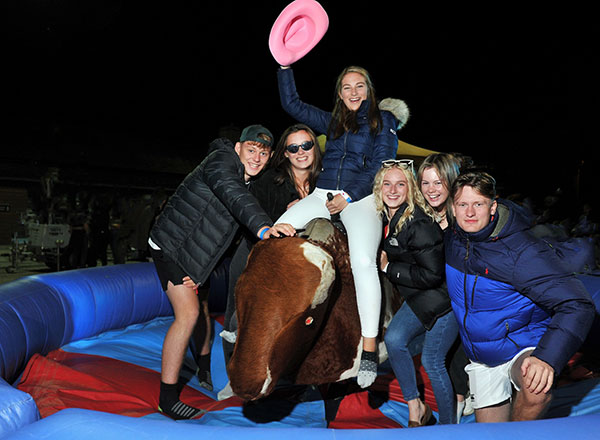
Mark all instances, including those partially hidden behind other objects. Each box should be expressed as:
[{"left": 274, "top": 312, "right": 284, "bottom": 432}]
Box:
[
  {"left": 328, "top": 66, "right": 382, "bottom": 139},
  {"left": 270, "top": 124, "right": 322, "bottom": 193},
  {"left": 417, "top": 153, "right": 462, "bottom": 193}
]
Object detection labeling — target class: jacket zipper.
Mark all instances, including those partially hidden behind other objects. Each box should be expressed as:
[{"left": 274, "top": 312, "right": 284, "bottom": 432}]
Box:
[
  {"left": 336, "top": 132, "right": 348, "bottom": 190},
  {"left": 471, "top": 275, "right": 478, "bottom": 307}
]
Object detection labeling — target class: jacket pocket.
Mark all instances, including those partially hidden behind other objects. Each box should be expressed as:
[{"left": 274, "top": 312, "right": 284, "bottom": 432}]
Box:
[{"left": 505, "top": 322, "right": 521, "bottom": 349}]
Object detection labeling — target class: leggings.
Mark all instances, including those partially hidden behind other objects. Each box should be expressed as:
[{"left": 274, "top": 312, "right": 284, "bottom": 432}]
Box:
[{"left": 276, "top": 188, "right": 382, "bottom": 338}]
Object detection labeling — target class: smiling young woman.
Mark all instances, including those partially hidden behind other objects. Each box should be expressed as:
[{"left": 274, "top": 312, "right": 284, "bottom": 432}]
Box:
[
  {"left": 417, "top": 153, "right": 462, "bottom": 230},
  {"left": 373, "top": 161, "right": 458, "bottom": 426},
  {"left": 416, "top": 153, "right": 472, "bottom": 422},
  {"left": 251, "top": 123, "right": 322, "bottom": 222},
  {"left": 274, "top": 63, "right": 410, "bottom": 388}
]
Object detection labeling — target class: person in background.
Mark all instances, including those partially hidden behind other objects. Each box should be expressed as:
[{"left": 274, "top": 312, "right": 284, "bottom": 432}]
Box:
[
  {"left": 108, "top": 194, "right": 130, "bottom": 265},
  {"left": 67, "top": 191, "right": 90, "bottom": 269},
  {"left": 148, "top": 125, "right": 294, "bottom": 420},
  {"left": 376, "top": 160, "right": 458, "bottom": 426},
  {"left": 445, "top": 171, "right": 595, "bottom": 422},
  {"left": 276, "top": 64, "right": 409, "bottom": 387},
  {"left": 87, "top": 193, "right": 110, "bottom": 267}
]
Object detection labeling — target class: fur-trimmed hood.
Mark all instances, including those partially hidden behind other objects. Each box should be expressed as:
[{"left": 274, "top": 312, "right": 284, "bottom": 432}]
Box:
[{"left": 379, "top": 98, "right": 410, "bottom": 129}]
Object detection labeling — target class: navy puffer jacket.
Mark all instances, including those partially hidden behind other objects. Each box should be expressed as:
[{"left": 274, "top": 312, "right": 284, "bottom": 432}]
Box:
[
  {"left": 277, "top": 68, "right": 406, "bottom": 201},
  {"left": 445, "top": 199, "right": 595, "bottom": 374},
  {"left": 150, "top": 138, "right": 272, "bottom": 286}
]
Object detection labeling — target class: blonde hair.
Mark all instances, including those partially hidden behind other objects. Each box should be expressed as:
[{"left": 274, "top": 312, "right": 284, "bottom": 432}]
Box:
[{"left": 373, "top": 162, "right": 437, "bottom": 235}]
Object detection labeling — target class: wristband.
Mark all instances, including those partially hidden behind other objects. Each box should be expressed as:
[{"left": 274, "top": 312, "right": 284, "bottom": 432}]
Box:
[
  {"left": 341, "top": 191, "right": 352, "bottom": 203},
  {"left": 259, "top": 227, "right": 268, "bottom": 240}
]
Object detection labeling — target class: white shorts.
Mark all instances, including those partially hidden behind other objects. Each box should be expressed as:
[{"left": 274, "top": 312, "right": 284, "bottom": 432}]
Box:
[{"left": 465, "top": 347, "right": 536, "bottom": 409}]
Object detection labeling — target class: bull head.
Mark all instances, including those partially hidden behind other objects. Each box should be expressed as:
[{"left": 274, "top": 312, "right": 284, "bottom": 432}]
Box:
[{"left": 227, "top": 219, "right": 362, "bottom": 401}]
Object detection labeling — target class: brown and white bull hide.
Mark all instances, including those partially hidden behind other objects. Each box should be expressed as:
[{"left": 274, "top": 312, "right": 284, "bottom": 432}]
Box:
[{"left": 227, "top": 218, "right": 401, "bottom": 401}]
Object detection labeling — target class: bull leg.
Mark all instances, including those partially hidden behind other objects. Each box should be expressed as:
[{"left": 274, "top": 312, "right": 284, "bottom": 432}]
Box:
[
  {"left": 321, "top": 381, "right": 356, "bottom": 425},
  {"left": 323, "top": 383, "right": 343, "bottom": 425}
]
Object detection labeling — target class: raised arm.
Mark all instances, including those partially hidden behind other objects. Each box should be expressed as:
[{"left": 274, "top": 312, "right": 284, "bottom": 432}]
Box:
[{"left": 277, "top": 67, "right": 331, "bottom": 135}]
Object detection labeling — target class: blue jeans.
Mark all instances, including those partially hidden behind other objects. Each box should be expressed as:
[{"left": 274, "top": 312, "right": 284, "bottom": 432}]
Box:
[{"left": 384, "top": 302, "right": 459, "bottom": 424}]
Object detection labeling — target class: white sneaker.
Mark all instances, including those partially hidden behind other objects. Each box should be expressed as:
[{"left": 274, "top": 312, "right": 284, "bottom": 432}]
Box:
[
  {"left": 220, "top": 329, "right": 237, "bottom": 343},
  {"left": 463, "top": 394, "right": 474, "bottom": 416}
]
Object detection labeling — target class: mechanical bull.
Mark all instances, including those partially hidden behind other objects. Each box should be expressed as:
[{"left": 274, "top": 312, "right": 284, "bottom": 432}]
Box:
[{"left": 227, "top": 218, "right": 400, "bottom": 401}]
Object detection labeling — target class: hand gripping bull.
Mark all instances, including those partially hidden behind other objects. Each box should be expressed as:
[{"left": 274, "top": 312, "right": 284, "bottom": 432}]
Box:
[{"left": 226, "top": 218, "right": 400, "bottom": 401}]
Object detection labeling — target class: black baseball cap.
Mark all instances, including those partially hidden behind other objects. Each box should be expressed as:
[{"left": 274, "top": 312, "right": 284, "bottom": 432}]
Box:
[{"left": 239, "top": 124, "right": 274, "bottom": 148}]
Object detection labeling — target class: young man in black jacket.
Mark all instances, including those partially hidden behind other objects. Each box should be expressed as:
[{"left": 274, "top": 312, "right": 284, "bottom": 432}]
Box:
[{"left": 148, "top": 125, "right": 294, "bottom": 419}]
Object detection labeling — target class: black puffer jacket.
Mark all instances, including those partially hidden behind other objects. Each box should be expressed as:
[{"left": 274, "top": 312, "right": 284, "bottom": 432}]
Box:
[
  {"left": 250, "top": 168, "right": 300, "bottom": 222},
  {"left": 383, "top": 204, "right": 452, "bottom": 330},
  {"left": 150, "top": 138, "right": 273, "bottom": 286}
]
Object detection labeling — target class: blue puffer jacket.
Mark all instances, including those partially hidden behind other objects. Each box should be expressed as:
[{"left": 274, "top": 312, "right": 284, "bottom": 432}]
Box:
[
  {"left": 445, "top": 199, "right": 595, "bottom": 374},
  {"left": 277, "top": 68, "right": 406, "bottom": 201}
]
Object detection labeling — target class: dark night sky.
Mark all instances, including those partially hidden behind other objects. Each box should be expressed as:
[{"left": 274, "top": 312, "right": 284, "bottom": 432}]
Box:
[{"left": 1, "top": 2, "right": 597, "bottom": 208}]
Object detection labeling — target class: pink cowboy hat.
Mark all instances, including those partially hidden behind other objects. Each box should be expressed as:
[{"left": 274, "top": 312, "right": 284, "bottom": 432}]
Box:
[{"left": 268, "top": 0, "right": 329, "bottom": 66}]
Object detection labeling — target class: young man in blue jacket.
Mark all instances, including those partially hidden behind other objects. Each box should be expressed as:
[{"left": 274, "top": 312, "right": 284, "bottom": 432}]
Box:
[{"left": 445, "top": 171, "right": 595, "bottom": 422}]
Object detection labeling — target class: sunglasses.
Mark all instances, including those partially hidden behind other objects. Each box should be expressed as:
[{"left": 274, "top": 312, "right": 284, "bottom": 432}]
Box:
[
  {"left": 382, "top": 159, "right": 414, "bottom": 172},
  {"left": 286, "top": 140, "right": 315, "bottom": 154}
]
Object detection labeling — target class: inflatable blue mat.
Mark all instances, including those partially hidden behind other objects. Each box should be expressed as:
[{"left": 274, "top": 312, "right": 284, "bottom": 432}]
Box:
[
  {"left": 1, "top": 263, "right": 600, "bottom": 439},
  {"left": 5, "top": 409, "right": 600, "bottom": 440}
]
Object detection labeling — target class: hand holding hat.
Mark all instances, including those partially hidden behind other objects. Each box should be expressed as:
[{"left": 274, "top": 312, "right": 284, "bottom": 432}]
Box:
[{"left": 268, "top": 0, "right": 329, "bottom": 66}]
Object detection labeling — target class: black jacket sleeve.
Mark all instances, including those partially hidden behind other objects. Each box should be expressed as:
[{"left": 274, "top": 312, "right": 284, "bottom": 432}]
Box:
[{"left": 203, "top": 147, "right": 273, "bottom": 236}]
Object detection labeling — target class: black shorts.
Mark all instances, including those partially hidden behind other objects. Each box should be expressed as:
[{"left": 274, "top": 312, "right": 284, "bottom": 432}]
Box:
[{"left": 150, "top": 248, "right": 209, "bottom": 301}]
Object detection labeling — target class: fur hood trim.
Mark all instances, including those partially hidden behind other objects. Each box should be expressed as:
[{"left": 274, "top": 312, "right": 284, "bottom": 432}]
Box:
[{"left": 379, "top": 98, "right": 410, "bottom": 129}]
